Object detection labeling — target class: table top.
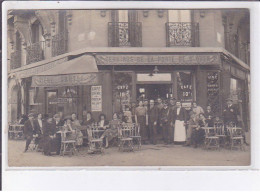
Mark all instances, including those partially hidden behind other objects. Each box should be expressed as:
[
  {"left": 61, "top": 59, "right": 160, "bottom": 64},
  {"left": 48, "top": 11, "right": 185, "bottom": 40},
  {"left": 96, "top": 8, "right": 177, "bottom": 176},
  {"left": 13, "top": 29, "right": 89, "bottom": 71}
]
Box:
[
  {"left": 56, "top": 130, "right": 73, "bottom": 134},
  {"left": 10, "top": 124, "right": 24, "bottom": 127}
]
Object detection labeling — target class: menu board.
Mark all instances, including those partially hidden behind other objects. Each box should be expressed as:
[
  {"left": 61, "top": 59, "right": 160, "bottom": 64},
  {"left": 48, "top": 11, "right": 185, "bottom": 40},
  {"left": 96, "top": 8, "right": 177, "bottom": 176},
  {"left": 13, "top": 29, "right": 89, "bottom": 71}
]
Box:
[
  {"left": 177, "top": 72, "right": 193, "bottom": 102},
  {"left": 91, "top": 86, "right": 102, "bottom": 112},
  {"left": 207, "top": 72, "right": 220, "bottom": 113},
  {"left": 207, "top": 72, "right": 219, "bottom": 96}
]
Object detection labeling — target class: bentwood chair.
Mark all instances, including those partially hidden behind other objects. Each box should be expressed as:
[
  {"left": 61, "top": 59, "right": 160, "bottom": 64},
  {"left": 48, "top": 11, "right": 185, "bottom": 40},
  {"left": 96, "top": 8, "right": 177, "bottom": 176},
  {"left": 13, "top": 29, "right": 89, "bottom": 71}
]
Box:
[
  {"left": 203, "top": 127, "right": 220, "bottom": 150},
  {"left": 130, "top": 123, "right": 141, "bottom": 150},
  {"left": 227, "top": 126, "right": 245, "bottom": 151},
  {"left": 214, "top": 122, "right": 226, "bottom": 148},
  {"left": 87, "top": 126, "right": 104, "bottom": 154},
  {"left": 118, "top": 124, "right": 134, "bottom": 152},
  {"left": 60, "top": 130, "right": 77, "bottom": 156}
]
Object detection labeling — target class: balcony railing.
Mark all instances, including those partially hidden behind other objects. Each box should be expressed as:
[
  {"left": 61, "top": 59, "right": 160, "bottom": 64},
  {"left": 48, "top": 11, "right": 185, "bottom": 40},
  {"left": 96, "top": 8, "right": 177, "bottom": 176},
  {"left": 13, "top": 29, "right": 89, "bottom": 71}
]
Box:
[
  {"left": 52, "top": 31, "right": 68, "bottom": 57},
  {"left": 26, "top": 41, "right": 45, "bottom": 65},
  {"left": 108, "top": 22, "right": 142, "bottom": 47},
  {"left": 10, "top": 50, "right": 22, "bottom": 69},
  {"left": 166, "top": 22, "right": 200, "bottom": 47}
]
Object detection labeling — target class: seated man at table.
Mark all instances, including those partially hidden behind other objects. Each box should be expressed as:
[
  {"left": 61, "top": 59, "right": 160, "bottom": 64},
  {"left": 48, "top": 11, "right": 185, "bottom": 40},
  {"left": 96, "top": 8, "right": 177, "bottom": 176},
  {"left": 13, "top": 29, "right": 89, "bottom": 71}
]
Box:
[{"left": 190, "top": 113, "right": 206, "bottom": 148}]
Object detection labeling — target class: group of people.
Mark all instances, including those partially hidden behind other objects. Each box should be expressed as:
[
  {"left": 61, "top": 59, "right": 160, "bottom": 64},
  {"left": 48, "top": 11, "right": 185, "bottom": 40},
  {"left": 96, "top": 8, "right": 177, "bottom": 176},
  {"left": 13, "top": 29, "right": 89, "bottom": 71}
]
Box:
[
  {"left": 132, "top": 97, "right": 245, "bottom": 148},
  {"left": 19, "top": 97, "right": 245, "bottom": 156},
  {"left": 23, "top": 112, "right": 85, "bottom": 156}
]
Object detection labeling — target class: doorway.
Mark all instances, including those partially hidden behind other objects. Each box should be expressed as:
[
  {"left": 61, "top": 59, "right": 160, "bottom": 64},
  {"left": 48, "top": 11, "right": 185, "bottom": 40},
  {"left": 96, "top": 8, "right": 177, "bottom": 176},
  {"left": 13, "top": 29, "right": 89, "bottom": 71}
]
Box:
[{"left": 136, "top": 84, "right": 173, "bottom": 101}]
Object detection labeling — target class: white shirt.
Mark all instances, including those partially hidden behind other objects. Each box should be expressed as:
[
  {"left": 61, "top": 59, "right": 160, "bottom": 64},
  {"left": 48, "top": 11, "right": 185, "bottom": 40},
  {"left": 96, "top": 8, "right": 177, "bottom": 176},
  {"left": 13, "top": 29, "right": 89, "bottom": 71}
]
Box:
[
  {"left": 100, "top": 120, "right": 105, "bottom": 127},
  {"left": 177, "top": 107, "right": 181, "bottom": 115},
  {"left": 38, "top": 119, "right": 42, "bottom": 128}
]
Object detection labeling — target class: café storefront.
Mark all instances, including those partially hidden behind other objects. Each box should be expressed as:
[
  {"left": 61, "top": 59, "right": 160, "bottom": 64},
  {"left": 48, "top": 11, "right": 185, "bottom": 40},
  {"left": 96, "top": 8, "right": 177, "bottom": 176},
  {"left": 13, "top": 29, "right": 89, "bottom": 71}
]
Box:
[{"left": 9, "top": 50, "right": 250, "bottom": 130}]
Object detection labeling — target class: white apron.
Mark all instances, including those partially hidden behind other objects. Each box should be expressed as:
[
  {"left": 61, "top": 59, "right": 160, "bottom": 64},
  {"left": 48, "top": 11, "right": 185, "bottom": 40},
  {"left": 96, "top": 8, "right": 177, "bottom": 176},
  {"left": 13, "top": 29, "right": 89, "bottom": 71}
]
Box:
[{"left": 174, "top": 120, "right": 186, "bottom": 142}]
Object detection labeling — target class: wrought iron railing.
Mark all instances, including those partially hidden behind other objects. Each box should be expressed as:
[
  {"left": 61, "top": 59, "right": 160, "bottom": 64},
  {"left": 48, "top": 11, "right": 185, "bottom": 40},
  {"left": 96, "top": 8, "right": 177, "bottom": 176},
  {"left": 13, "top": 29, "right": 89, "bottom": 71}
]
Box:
[
  {"left": 108, "top": 22, "right": 142, "bottom": 47},
  {"left": 166, "top": 22, "right": 200, "bottom": 47},
  {"left": 10, "top": 50, "right": 22, "bottom": 69},
  {"left": 52, "top": 31, "right": 68, "bottom": 57},
  {"left": 26, "top": 41, "right": 45, "bottom": 65}
]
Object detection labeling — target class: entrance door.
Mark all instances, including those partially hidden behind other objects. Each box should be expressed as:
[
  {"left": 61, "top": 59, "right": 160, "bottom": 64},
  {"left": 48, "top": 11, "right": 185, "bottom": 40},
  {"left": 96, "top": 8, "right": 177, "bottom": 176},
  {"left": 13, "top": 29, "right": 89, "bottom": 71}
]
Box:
[
  {"left": 46, "top": 90, "right": 58, "bottom": 115},
  {"left": 136, "top": 84, "right": 172, "bottom": 101}
]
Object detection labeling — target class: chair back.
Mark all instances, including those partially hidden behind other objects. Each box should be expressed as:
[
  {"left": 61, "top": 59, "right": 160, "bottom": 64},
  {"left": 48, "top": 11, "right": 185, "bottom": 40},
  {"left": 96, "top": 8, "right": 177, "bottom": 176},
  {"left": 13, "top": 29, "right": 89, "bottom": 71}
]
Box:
[
  {"left": 87, "top": 125, "right": 103, "bottom": 140},
  {"left": 214, "top": 122, "right": 225, "bottom": 136},
  {"left": 204, "top": 127, "right": 217, "bottom": 138},
  {"left": 119, "top": 123, "right": 134, "bottom": 139},
  {"left": 227, "top": 126, "right": 243, "bottom": 138}
]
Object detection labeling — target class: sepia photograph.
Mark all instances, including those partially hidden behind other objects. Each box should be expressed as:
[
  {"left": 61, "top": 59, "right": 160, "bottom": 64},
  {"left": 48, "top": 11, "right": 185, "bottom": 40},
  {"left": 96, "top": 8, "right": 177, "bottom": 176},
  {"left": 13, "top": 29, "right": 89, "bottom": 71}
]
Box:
[{"left": 5, "top": 7, "right": 251, "bottom": 167}]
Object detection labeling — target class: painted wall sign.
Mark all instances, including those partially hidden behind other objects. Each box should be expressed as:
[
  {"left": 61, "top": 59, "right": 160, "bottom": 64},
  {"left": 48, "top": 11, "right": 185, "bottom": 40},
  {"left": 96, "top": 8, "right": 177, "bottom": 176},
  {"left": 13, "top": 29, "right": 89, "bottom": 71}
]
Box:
[
  {"left": 31, "top": 73, "right": 99, "bottom": 87},
  {"left": 91, "top": 85, "right": 102, "bottom": 112},
  {"left": 15, "top": 57, "right": 68, "bottom": 78},
  {"left": 207, "top": 71, "right": 220, "bottom": 114},
  {"left": 96, "top": 54, "right": 221, "bottom": 66}
]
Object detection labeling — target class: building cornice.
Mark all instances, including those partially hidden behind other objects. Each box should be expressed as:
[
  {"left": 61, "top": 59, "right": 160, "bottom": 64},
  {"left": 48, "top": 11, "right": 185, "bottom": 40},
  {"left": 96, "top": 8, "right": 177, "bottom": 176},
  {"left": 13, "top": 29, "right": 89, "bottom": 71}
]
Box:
[{"left": 8, "top": 47, "right": 250, "bottom": 76}]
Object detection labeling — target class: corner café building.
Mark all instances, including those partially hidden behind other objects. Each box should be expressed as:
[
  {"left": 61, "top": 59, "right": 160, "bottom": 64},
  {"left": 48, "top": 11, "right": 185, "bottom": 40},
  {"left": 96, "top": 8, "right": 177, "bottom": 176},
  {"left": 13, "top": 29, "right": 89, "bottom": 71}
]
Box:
[{"left": 8, "top": 47, "right": 250, "bottom": 130}]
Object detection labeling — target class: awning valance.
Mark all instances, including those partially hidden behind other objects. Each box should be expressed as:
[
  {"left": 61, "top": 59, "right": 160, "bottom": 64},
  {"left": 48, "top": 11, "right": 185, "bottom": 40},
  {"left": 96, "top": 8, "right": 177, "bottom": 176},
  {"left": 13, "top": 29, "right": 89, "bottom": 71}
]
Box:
[{"left": 31, "top": 55, "right": 99, "bottom": 87}]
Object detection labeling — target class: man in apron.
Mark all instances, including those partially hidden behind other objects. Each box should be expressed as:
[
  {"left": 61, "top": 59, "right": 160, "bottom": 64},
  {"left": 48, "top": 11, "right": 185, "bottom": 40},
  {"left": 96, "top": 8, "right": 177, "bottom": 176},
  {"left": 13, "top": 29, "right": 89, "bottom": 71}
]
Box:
[{"left": 171, "top": 101, "right": 187, "bottom": 144}]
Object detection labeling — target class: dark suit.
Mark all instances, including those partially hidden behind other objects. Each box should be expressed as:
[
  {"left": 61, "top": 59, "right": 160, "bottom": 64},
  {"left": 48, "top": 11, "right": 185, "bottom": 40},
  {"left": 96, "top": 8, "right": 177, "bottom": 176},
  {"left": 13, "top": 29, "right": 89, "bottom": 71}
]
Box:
[
  {"left": 148, "top": 106, "right": 158, "bottom": 144},
  {"left": 43, "top": 121, "right": 58, "bottom": 155},
  {"left": 24, "top": 119, "right": 35, "bottom": 151},
  {"left": 204, "top": 111, "right": 214, "bottom": 127},
  {"left": 33, "top": 119, "right": 44, "bottom": 148},
  {"left": 82, "top": 118, "right": 95, "bottom": 126},
  {"left": 170, "top": 107, "right": 187, "bottom": 123},
  {"left": 54, "top": 120, "right": 64, "bottom": 155},
  {"left": 223, "top": 104, "right": 239, "bottom": 125},
  {"left": 160, "top": 107, "right": 171, "bottom": 143}
]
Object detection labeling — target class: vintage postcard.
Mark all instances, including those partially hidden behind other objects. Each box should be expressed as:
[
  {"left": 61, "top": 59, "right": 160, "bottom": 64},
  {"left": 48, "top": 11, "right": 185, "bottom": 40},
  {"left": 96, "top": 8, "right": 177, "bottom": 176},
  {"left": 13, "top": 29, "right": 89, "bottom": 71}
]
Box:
[{"left": 5, "top": 5, "right": 251, "bottom": 168}]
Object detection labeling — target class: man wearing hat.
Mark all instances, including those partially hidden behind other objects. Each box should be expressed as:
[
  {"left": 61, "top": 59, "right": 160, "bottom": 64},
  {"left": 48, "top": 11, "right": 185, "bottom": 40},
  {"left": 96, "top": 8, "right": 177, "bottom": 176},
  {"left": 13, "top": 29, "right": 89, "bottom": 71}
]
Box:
[
  {"left": 223, "top": 98, "right": 239, "bottom": 126},
  {"left": 160, "top": 101, "right": 171, "bottom": 144},
  {"left": 23, "top": 113, "right": 35, "bottom": 152}
]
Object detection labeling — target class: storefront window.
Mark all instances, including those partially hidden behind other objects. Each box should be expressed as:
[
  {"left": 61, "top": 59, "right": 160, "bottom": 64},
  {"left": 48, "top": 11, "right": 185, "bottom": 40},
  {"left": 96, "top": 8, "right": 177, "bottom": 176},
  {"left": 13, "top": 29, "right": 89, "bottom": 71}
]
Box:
[
  {"left": 177, "top": 71, "right": 193, "bottom": 103},
  {"left": 113, "top": 72, "right": 132, "bottom": 112},
  {"left": 46, "top": 86, "right": 79, "bottom": 116},
  {"left": 58, "top": 86, "right": 79, "bottom": 115}
]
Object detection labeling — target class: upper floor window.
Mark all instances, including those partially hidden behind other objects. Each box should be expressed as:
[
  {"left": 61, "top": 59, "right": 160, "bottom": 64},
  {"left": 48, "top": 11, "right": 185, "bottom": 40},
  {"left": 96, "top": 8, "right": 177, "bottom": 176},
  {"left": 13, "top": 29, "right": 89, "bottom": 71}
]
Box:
[
  {"left": 108, "top": 10, "right": 142, "bottom": 47},
  {"left": 26, "top": 20, "right": 45, "bottom": 64},
  {"left": 52, "top": 10, "right": 68, "bottom": 57},
  {"left": 166, "top": 10, "right": 199, "bottom": 47}
]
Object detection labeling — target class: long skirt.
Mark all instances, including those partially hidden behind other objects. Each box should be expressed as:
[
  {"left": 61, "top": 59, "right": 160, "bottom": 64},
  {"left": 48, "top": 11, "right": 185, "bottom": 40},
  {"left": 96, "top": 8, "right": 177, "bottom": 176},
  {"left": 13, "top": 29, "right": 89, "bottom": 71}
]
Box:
[
  {"left": 137, "top": 115, "right": 148, "bottom": 141},
  {"left": 102, "top": 129, "right": 118, "bottom": 142},
  {"left": 174, "top": 120, "right": 186, "bottom": 142}
]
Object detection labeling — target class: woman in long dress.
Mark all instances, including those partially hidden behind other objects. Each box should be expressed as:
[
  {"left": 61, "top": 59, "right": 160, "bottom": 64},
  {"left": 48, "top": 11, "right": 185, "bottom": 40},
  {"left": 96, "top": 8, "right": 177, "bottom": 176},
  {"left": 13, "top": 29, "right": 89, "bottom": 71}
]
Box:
[
  {"left": 171, "top": 101, "right": 187, "bottom": 144},
  {"left": 135, "top": 101, "right": 148, "bottom": 144}
]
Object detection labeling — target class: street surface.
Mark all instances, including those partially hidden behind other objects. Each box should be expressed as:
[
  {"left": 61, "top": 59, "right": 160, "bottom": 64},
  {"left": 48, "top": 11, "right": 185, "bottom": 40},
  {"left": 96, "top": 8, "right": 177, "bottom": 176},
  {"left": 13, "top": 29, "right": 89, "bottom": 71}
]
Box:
[{"left": 8, "top": 140, "right": 250, "bottom": 167}]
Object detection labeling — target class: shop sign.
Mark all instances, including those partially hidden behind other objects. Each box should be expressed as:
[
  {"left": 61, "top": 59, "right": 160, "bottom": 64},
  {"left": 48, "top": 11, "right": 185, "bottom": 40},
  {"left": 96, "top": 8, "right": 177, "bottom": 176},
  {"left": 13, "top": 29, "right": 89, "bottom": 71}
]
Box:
[
  {"left": 96, "top": 54, "right": 221, "bottom": 66},
  {"left": 91, "top": 86, "right": 102, "bottom": 112},
  {"left": 15, "top": 57, "right": 68, "bottom": 78},
  {"left": 32, "top": 73, "right": 99, "bottom": 87},
  {"left": 49, "top": 98, "right": 69, "bottom": 104}
]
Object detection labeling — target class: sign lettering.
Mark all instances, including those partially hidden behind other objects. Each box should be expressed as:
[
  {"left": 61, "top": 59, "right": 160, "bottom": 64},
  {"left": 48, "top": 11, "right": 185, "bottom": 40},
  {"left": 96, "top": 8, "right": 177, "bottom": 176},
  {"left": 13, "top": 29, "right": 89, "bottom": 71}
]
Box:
[{"left": 96, "top": 54, "right": 221, "bottom": 66}]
